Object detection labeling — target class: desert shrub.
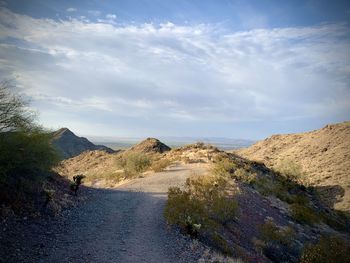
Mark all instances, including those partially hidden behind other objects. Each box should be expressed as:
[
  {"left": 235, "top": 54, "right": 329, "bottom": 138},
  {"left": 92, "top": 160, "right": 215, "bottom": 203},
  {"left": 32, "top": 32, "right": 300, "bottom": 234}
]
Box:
[
  {"left": 266, "top": 180, "right": 306, "bottom": 204},
  {"left": 0, "top": 130, "right": 59, "bottom": 179},
  {"left": 105, "top": 171, "right": 124, "bottom": 182},
  {"left": 83, "top": 171, "right": 124, "bottom": 187},
  {"left": 269, "top": 182, "right": 292, "bottom": 202},
  {"left": 258, "top": 218, "right": 295, "bottom": 246},
  {"left": 290, "top": 203, "right": 320, "bottom": 225},
  {"left": 165, "top": 186, "right": 204, "bottom": 236},
  {"left": 212, "top": 158, "right": 237, "bottom": 177},
  {"left": 257, "top": 218, "right": 296, "bottom": 262},
  {"left": 212, "top": 232, "right": 234, "bottom": 255},
  {"left": 251, "top": 176, "right": 271, "bottom": 196},
  {"left": 43, "top": 188, "right": 55, "bottom": 206},
  {"left": 289, "top": 194, "right": 309, "bottom": 205},
  {"left": 0, "top": 129, "right": 60, "bottom": 209},
  {"left": 164, "top": 174, "right": 237, "bottom": 238},
  {"left": 117, "top": 152, "right": 151, "bottom": 177},
  {"left": 251, "top": 169, "right": 310, "bottom": 205},
  {"left": 319, "top": 211, "right": 349, "bottom": 232},
  {"left": 0, "top": 82, "right": 61, "bottom": 212},
  {"left": 275, "top": 159, "right": 306, "bottom": 184},
  {"left": 251, "top": 176, "right": 291, "bottom": 199},
  {"left": 164, "top": 175, "right": 238, "bottom": 255},
  {"left": 151, "top": 158, "right": 171, "bottom": 172},
  {"left": 70, "top": 174, "right": 85, "bottom": 195},
  {"left": 300, "top": 235, "right": 350, "bottom": 263},
  {"left": 232, "top": 168, "right": 257, "bottom": 184}
]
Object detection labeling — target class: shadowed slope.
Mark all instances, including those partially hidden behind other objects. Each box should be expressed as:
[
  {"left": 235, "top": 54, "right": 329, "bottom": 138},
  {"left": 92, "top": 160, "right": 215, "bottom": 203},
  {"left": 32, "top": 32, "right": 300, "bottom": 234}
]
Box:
[{"left": 51, "top": 128, "right": 114, "bottom": 159}]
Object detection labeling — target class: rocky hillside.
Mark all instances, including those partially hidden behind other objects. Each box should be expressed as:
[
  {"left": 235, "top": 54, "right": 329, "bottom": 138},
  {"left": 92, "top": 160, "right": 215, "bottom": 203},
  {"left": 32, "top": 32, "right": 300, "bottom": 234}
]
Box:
[
  {"left": 236, "top": 121, "right": 350, "bottom": 211},
  {"left": 51, "top": 128, "right": 114, "bottom": 159},
  {"left": 56, "top": 150, "right": 122, "bottom": 185},
  {"left": 127, "top": 137, "right": 171, "bottom": 154},
  {"left": 5, "top": 139, "right": 350, "bottom": 262},
  {"left": 56, "top": 138, "right": 171, "bottom": 186}
]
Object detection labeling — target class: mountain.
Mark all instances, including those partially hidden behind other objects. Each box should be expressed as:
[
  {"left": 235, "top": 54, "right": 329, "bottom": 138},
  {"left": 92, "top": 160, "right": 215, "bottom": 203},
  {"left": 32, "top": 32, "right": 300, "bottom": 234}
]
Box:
[
  {"left": 127, "top": 137, "right": 171, "bottom": 154},
  {"left": 56, "top": 138, "right": 171, "bottom": 185},
  {"left": 90, "top": 136, "right": 254, "bottom": 150},
  {"left": 51, "top": 128, "right": 114, "bottom": 159},
  {"left": 158, "top": 136, "right": 255, "bottom": 149},
  {"left": 236, "top": 121, "right": 350, "bottom": 211}
]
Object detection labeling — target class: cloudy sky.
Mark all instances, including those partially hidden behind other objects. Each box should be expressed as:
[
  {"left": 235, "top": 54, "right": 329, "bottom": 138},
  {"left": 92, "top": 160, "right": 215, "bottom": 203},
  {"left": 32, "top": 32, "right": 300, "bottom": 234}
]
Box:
[{"left": 0, "top": 0, "right": 349, "bottom": 140}]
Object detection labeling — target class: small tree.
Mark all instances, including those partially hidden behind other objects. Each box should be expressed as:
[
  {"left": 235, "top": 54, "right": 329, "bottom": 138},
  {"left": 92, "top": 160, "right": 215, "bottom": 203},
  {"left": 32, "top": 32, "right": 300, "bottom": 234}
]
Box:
[
  {"left": 0, "top": 80, "right": 34, "bottom": 132},
  {"left": 0, "top": 80, "right": 59, "bottom": 211}
]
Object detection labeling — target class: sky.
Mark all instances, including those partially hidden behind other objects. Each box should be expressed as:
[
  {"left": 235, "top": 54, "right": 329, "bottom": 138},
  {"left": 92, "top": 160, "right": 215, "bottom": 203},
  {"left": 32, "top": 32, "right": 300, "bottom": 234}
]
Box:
[{"left": 0, "top": 0, "right": 349, "bottom": 140}]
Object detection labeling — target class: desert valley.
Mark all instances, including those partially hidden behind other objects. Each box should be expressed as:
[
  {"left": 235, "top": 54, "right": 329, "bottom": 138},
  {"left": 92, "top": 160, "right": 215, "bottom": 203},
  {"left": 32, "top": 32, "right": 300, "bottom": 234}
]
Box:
[
  {"left": 1, "top": 1, "right": 350, "bottom": 262},
  {"left": 1, "top": 121, "right": 349, "bottom": 263}
]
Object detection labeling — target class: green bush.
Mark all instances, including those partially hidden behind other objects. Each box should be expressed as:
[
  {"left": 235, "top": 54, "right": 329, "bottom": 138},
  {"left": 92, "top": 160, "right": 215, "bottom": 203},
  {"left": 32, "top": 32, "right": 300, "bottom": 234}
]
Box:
[
  {"left": 251, "top": 167, "right": 309, "bottom": 205},
  {"left": 319, "top": 211, "right": 349, "bottom": 232},
  {"left": 117, "top": 152, "right": 151, "bottom": 177},
  {"left": 151, "top": 158, "right": 171, "bottom": 172},
  {"left": 0, "top": 129, "right": 59, "bottom": 178},
  {"left": 164, "top": 175, "right": 237, "bottom": 237},
  {"left": 0, "top": 82, "right": 60, "bottom": 212},
  {"left": 212, "top": 158, "right": 237, "bottom": 177},
  {"left": 275, "top": 159, "right": 306, "bottom": 184},
  {"left": 0, "top": 129, "right": 60, "bottom": 210},
  {"left": 258, "top": 218, "right": 295, "bottom": 246},
  {"left": 290, "top": 203, "right": 320, "bottom": 225},
  {"left": 212, "top": 232, "right": 234, "bottom": 255},
  {"left": 300, "top": 235, "right": 350, "bottom": 263},
  {"left": 257, "top": 218, "right": 296, "bottom": 262},
  {"left": 251, "top": 176, "right": 271, "bottom": 196},
  {"left": 232, "top": 168, "right": 257, "bottom": 184}
]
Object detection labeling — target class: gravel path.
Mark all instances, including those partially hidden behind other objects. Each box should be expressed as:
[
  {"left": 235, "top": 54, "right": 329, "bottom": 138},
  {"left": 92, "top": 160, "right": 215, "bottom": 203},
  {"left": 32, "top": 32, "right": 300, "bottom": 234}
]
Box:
[{"left": 1, "top": 163, "right": 210, "bottom": 263}]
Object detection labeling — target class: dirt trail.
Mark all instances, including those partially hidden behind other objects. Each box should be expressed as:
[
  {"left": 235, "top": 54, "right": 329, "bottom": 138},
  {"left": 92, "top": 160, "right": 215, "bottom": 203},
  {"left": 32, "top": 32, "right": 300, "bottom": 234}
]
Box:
[{"left": 1, "top": 163, "right": 210, "bottom": 263}]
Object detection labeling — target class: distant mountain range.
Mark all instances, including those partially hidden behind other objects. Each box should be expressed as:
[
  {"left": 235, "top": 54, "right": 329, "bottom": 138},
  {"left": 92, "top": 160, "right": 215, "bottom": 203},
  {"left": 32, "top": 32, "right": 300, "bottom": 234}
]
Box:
[
  {"left": 51, "top": 128, "right": 253, "bottom": 159},
  {"left": 51, "top": 128, "right": 114, "bottom": 159},
  {"left": 89, "top": 136, "right": 255, "bottom": 150}
]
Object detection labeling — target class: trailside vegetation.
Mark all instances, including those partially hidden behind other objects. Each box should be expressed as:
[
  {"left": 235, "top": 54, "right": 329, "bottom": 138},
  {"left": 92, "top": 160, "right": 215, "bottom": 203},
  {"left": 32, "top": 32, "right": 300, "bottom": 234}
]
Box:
[{"left": 0, "top": 81, "right": 60, "bottom": 213}]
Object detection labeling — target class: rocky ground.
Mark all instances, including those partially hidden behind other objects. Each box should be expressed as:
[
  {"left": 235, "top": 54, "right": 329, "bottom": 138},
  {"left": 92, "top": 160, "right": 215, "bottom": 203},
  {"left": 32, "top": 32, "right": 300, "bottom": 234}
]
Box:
[
  {"left": 0, "top": 163, "right": 226, "bottom": 263},
  {"left": 2, "top": 141, "right": 349, "bottom": 262}
]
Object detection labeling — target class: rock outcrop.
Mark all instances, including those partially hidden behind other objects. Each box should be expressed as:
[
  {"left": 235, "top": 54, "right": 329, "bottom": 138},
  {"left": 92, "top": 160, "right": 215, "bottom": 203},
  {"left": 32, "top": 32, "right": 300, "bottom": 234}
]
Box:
[{"left": 128, "top": 138, "right": 171, "bottom": 154}]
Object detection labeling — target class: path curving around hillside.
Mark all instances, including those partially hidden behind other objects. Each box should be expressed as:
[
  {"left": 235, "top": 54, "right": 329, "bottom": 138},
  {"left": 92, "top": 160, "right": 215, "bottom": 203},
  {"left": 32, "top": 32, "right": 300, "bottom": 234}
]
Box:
[{"left": 1, "top": 163, "right": 210, "bottom": 263}]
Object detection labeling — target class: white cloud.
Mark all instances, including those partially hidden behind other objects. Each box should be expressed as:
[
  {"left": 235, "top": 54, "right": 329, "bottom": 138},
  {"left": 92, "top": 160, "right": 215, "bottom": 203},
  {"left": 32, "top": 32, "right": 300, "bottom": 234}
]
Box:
[
  {"left": 105, "top": 14, "right": 116, "bottom": 20},
  {"left": 66, "top": 7, "right": 77, "bottom": 12},
  {"left": 0, "top": 8, "right": 349, "bottom": 136}
]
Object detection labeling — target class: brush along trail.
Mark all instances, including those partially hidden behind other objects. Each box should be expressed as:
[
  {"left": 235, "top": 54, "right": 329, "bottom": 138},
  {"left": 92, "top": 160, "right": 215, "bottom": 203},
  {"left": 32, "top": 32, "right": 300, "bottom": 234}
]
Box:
[{"left": 2, "top": 163, "right": 211, "bottom": 263}]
